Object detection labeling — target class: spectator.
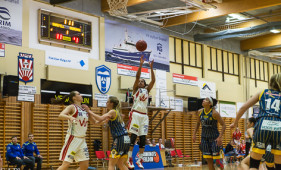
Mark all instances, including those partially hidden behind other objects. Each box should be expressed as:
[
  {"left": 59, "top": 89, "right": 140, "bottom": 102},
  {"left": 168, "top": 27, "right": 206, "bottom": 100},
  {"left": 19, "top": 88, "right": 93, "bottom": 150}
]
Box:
[
  {"left": 6, "top": 136, "right": 34, "bottom": 170},
  {"left": 239, "top": 140, "right": 246, "bottom": 154},
  {"left": 156, "top": 138, "right": 165, "bottom": 150},
  {"left": 150, "top": 139, "right": 156, "bottom": 147},
  {"left": 146, "top": 138, "right": 151, "bottom": 145},
  {"left": 225, "top": 140, "right": 238, "bottom": 162},
  {"left": 232, "top": 127, "right": 241, "bottom": 145},
  {"left": 0, "top": 152, "right": 2, "bottom": 169},
  {"left": 22, "top": 133, "right": 43, "bottom": 170}
]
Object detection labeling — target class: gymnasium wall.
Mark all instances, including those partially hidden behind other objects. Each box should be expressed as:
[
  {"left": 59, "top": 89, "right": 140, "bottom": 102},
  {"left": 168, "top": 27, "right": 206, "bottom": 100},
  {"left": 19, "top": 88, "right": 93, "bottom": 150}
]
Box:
[{"left": 0, "top": 0, "right": 280, "bottom": 168}]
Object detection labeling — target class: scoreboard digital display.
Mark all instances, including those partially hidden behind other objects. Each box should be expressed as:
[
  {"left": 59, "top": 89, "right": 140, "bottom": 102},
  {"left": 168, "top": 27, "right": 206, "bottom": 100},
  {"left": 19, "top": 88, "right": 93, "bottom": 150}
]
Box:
[{"left": 39, "top": 9, "right": 92, "bottom": 49}]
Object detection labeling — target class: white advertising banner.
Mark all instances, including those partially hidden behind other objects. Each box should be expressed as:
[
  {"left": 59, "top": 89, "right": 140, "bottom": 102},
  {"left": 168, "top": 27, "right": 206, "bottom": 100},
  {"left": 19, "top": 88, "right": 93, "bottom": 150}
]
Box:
[
  {"left": 170, "top": 97, "right": 183, "bottom": 112},
  {"left": 172, "top": 73, "right": 198, "bottom": 86},
  {"left": 156, "top": 95, "right": 170, "bottom": 108},
  {"left": 198, "top": 80, "right": 216, "bottom": 98},
  {"left": 95, "top": 93, "right": 109, "bottom": 107},
  {"left": 46, "top": 51, "right": 88, "bottom": 70},
  {"left": 17, "top": 94, "right": 34, "bottom": 102},
  {"left": 0, "top": 43, "right": 5, "bottom": 57},
  {"left": 0, "top": 0, "right": 22, "bottom": 46},
  {"left": 117, "top": 64, "right": 150, "bottom": 79},
  {"left": 220, "top": 102, "right": 236, "bottom": 118},
  {"left": 19, "top": 85, "right": 36, "bottom": 94},
  {"left": 156, "top": 69, "right": 167, "bottom": 96},
  {"left": 237, "top": 102, "right": 247, "bottom": 119}
]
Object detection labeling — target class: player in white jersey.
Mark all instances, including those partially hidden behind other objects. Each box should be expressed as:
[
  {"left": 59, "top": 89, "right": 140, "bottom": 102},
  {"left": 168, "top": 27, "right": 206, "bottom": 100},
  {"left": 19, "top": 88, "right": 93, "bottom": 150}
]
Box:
[
  {"left": 53, "top": 91, "right": 110, "bottom": 170},
  {"left": 127, "top": 56, "right": 155, "bottom": 169}
]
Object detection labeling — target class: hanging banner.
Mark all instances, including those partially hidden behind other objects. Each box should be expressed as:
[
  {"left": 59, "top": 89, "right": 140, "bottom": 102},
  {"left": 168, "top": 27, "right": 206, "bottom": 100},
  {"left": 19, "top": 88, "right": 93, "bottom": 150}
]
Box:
[
  {"left": 220, "top": 101, "right": 236, "bottom": 118},
  {"left": 0, "top": 43, "right": 5, "bottom": 57},
  {"left": 105, "top": 19, "right": 169, "bottom": 71},
  {"left": 198, "top": 80, "right": 216, "bottom": 98},
  {"left": 17, "top": 94, "right": 34, "bottom": 102},
  {"left": 18, "top": 52, "right": 34, "bottom": 84},
  {"left": 0, "top": 0, "right": 22, "bottom": 46},
  {"left": 117, "top": 64, "right": 150, "bottom": 79},
  {"left": 169, "top": 97, "right": 183, "bottom": 112},
  {"left": 173, "top": 73, "right": 198, "bottom": 86},
  {"left": 94, "top": 93, "right": 109, "bottom": 107}
]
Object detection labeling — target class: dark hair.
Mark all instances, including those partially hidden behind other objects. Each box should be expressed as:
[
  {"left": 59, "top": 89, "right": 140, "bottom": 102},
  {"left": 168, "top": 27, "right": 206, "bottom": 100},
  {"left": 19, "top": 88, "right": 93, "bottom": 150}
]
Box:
[
  {"left": 11, "top": 136, "right": 17, "bottom": 139},
  {"left": 52, "top": 91, "right": 77, "bottom": 104},
  {"left": 248, "top": 117, "right": 256, "bottom": 125},
  {"left": 141, "top": 79, "right": 147, "bottom": 87},
  {"left": 269, "top": 73, "right": 281, "bottom": 91}
]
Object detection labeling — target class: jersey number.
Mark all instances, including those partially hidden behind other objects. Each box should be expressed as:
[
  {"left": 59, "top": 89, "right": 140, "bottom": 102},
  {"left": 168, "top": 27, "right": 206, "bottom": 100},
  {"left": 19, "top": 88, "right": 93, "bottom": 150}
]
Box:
[{"left": 265, "top": 99, "right": 280, "bottom": 112}]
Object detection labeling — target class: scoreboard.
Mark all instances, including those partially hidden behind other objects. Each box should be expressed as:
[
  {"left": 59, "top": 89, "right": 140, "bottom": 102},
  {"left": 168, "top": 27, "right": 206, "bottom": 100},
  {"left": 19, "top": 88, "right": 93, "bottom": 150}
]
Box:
[{"left": 39, "top": 9, "right": 92, "bottom": 49}]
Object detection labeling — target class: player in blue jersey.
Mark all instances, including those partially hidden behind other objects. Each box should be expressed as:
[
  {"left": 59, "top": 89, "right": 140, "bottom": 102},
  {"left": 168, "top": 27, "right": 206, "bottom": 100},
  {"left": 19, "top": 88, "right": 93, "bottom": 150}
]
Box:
[
  {"left": 83, "top": 96, "right": 130, "bottom": 170},
  {"left": 193, "top": 97, "right": 226, "bottom": 170},
  {"left": 231, "top": 73, "right": 281, "bottom": 170}
]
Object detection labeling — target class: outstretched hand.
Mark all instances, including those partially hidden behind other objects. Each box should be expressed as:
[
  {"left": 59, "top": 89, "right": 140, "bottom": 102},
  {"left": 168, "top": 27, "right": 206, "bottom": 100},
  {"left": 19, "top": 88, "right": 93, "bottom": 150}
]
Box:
[
  {"left": 140, "top": 55, "right": 145, "bottom": 64},
  {"left": 149, "top": 59, "right": 154, "bottom": 68}
]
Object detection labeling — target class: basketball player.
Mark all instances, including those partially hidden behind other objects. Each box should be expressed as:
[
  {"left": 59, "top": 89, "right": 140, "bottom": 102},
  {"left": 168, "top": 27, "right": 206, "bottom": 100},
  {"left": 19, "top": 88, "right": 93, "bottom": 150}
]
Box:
[
  {"left": 193, "top": 97, "right": 226, "bottom": 170},
  {"left": 231, "top": 73, "right": 281, "bottom": 170},
  {"left": 83, "top": 96, "right": 130, "bottom": 170},
  {"left": 53, "top": 91, "right": 110, "bottom": 170},
  {"left": 245, "top": 117, "right": 256, "bottom": 157},
  {"left": 126, "top": 56, "right": 155, "bottom": 169}
]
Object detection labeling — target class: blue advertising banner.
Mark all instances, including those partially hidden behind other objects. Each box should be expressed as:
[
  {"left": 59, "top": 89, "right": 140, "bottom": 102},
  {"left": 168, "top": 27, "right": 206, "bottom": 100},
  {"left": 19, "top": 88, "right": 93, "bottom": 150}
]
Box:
[
  {"left": 105, "top": 20, "right": 169, "bottom": 72},
  {"left": 132, "top": 145, "right": 164, "bottom": 169}
]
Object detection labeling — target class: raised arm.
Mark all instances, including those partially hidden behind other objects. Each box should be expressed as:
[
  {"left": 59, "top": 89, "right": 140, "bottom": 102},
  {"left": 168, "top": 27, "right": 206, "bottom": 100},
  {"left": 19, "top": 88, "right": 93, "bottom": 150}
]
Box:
[
  {"left": 147, "top": 60, "right": 155, "bottom": 93},
  {"left": 133, "top": 56, "right": 145, "bottom": 94},
  {"left": 230, "top": 92, "right": 260, "bottom": 128},
  {"left": 58, "top": 105, "right": 76, "bottom": 122},
  {"left": 192, "top": 109, "right": 202, "bottom": 143},
  {"left": 213, "top": 110, "right": 226, "bottom": 146},
  {"left": 82, "top": 104, "right": 113, "bottom": 123}
]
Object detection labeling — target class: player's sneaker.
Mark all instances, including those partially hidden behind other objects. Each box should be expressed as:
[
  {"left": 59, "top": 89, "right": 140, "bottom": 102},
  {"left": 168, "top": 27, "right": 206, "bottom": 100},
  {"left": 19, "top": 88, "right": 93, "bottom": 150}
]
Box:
[
  {"left": 127, "top": 157, "right": 135, "bottom": 169},
  {"left": 136, "top": 158, "right": 144, "bottom": 169}
]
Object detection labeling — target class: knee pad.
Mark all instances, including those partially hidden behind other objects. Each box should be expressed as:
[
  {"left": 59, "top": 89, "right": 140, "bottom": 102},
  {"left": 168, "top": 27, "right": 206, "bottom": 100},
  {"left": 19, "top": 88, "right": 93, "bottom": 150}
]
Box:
[
  {"left": 276, "top": 164, "right": 281, "bottom": 169},
  {"left": 130, "top": 134, "right": 138, "bottom": 146},
  {"left": 139, "top": 135, "right": 146, "bottom": 148},
  {"left": 250, "top": 157, "right": 261, "bottom": 169}
]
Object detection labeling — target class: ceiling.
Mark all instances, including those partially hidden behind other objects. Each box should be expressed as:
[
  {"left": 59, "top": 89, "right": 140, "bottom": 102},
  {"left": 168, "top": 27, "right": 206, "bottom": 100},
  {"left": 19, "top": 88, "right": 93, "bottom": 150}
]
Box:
[{"left": 101, "top": 0, "right": 281, "bottom": 61}]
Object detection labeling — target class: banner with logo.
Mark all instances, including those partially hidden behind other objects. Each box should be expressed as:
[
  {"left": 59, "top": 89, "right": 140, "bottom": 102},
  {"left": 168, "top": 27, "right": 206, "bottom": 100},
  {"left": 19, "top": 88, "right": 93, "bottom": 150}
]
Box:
[
  {"left": 117, "top": 64, "right": 150, "bottom": 79},
  {"left": 132, "top": 145, "right": 163, "bottom": 169},
  {"left": 0, "top": 0, "right": 22, "bottom": 46},
  {"left": 173, "top": 73, "right": 198, "bottom": 86},
  {"left": 96, "top": 65, "right": 111, "bottom": 94},
  {"left": 40, "top": 79, "right": 93, "bottom": 106},
  {"left": 18, "top": 52, "right": 34, "bottom": 84},
  {"left": 105, "top": 19, "right": 169, "bottom": 71},
  {"left": 45, "top": 51, "right": 88, "bottom": 70},
  {"left": 220, "top": 101, "right": 236, "bottom": 118},
  {"left": 198, "top": 80, "right": 216, "bottom": 98}
]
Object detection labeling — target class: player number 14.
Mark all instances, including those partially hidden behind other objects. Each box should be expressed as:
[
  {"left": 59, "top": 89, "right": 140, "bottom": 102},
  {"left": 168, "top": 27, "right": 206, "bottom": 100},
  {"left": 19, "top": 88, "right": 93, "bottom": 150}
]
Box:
[{"left": 265, "top": 98, "right": 280, "bottom": 112}]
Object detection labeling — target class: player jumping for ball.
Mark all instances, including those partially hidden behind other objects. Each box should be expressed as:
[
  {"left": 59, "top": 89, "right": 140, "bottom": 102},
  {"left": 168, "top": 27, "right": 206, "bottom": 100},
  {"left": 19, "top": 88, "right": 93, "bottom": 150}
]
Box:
[{"left": 126, "top": 56, "right": 155, "bottom": 169}]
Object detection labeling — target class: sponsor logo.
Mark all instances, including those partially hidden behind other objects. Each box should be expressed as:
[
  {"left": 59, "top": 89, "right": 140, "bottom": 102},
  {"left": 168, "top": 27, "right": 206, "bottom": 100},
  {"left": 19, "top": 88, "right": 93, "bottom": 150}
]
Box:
[
  {"left": 202, "top": 83, "right": 211, "bottom": 90},
  {"left": 133, "top": 124, "right": 139, "bottom": 128},
  {"left": 135, "top": 151, "right": 160, "bottom": 163},
  {"left": 96, "top": 65, "right": 111, "bottom": 94},
  {"left": 0, "top": 6, "right": 11, "bottom": 29}
]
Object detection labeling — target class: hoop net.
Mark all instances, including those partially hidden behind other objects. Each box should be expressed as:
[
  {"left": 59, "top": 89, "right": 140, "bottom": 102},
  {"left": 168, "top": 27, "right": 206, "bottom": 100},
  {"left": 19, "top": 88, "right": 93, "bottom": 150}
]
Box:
[{"left": 107, "top": 0, "right": 128, "bottom": 16}]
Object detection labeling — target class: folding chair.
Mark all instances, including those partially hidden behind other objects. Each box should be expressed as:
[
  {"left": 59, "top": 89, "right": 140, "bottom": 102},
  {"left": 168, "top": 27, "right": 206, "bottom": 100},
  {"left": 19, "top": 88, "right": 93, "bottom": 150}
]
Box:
[
  {"left": 170, "top": 150, "right": 179, "bottom": 165},
  {"left": 95, "top": 151, "right": 109, "bottom": 167},
  {"left": 106, "top": 151, "right": 111, "bottom": 158},
  {"left": 176, "top": 149, "right": 190, "bottom": 166}
]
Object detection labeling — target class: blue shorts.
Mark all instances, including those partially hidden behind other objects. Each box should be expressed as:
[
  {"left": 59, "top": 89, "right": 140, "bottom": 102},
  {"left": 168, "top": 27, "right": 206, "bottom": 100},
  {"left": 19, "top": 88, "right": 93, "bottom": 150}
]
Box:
[
  {"left": 263, "top": 151, "right": 274, "bottom": 165},
  {"left": 252, "top": 117, "right": 281, "bottom": 155},
  {"left": 201, "top": 138, "right": 223, "bottom": 159},
  {"left": 110, "top": 135, "right": 130, "bottom": 159}
]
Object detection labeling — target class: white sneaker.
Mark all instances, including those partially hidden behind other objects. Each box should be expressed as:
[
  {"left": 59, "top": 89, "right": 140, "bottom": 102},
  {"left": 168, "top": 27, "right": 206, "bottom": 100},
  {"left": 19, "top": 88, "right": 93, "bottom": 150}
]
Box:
[
  {"left": 136, "top": 158, "right": 144, "bottom": 169},
  {"left": 127, "top": 157, "right": 135, "bottom": 169}
]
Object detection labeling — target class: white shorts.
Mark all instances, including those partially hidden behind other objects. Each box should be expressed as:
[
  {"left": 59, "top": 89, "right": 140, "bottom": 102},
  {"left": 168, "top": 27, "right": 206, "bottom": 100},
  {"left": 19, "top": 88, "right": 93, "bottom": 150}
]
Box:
[
  {"left": 127, "top": 111, "right": 149, "bottom": 136},
  {"left": 59, "top": 134, "right": 89, "bottom": 163}
]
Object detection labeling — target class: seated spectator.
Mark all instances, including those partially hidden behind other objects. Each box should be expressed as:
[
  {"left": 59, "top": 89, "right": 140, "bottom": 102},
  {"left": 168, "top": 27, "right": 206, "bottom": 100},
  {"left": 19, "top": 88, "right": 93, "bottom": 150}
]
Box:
[
  {"left": 146, "top": 138, "right": 151, "bottom": 145},
  {"left": 225, "top": 140, "right": 238, "bottom": 162},
  {"left": 6, "top": 136, "right": 34, "bottom": 170},
  {"left": 22, "top": 133, "right": 43, "bottom": 170},
  {"left": 239, "top": 140, "right": 246, "bottom": 154},
  {"left": 156, "top": 138, "right": 165, "bottom": 150},
  {"left": 150, "top": 139, "right": 156, "bottom": 147}
]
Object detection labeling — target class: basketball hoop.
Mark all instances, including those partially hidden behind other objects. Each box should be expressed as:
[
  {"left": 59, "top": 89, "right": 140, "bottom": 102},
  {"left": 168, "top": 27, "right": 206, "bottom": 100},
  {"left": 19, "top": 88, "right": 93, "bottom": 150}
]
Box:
[{"left": 107, "top": 0, "right": 128, "bottom": 16}]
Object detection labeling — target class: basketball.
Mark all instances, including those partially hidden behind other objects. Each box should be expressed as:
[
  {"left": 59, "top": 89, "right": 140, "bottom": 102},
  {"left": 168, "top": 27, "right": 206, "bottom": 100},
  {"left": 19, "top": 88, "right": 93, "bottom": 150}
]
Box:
[{"left": 136, "top": 40, "right": 147, "bottom": 52}]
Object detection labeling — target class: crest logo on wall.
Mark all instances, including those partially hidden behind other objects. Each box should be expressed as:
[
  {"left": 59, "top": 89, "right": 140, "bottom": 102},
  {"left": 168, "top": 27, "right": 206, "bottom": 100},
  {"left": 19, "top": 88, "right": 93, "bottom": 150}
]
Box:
[
  {"left": 96, "top": 65, "right": 111, "bottom": 94},
  {"left": 18, "top": 52, "right": 34, "bottom": 84}
]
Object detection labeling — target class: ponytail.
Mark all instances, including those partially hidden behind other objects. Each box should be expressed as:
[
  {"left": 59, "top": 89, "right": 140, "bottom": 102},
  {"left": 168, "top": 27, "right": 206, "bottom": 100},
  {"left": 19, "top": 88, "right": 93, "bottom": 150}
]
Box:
[
  {"left": 109, "top": 96, "right": 123, "bottom": 123},
  {"left": 51, "top": 91, "right": 77, "bottom": 105}
]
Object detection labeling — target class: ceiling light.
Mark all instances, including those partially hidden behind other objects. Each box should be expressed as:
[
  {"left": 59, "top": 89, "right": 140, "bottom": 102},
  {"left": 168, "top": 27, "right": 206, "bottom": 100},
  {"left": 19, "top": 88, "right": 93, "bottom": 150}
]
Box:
[
  {"left": 228, "top": 13, "right": 248, "bottom": 20},
  {"left": 270, "top": 29, "right": 281, "bottom": 34}
]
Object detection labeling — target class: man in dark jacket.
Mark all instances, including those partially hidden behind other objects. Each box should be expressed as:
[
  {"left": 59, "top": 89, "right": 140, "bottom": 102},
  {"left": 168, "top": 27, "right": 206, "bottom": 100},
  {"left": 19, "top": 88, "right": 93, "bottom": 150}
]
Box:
[
  {"left": 22, "top": 133, "right": 43, "bottom": 170},
  {"left": 6, "top": 136, "right": 34, "bottom": 169}
]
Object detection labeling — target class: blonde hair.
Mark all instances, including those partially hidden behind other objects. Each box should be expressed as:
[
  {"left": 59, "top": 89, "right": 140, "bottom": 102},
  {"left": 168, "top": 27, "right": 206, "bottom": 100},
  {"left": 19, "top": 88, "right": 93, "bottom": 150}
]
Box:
[
  {"left": 109, "top": 96, "right": 123, "bottom": 123},
  {"left": 269, "top": 73, "right": 281, "bottom": 91}
]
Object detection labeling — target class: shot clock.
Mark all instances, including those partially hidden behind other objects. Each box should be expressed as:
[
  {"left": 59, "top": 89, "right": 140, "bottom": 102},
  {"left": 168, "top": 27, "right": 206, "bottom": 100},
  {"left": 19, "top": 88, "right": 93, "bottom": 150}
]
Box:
[{"left": 39, "top": 9, "right": 92, "bottom": 49}]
